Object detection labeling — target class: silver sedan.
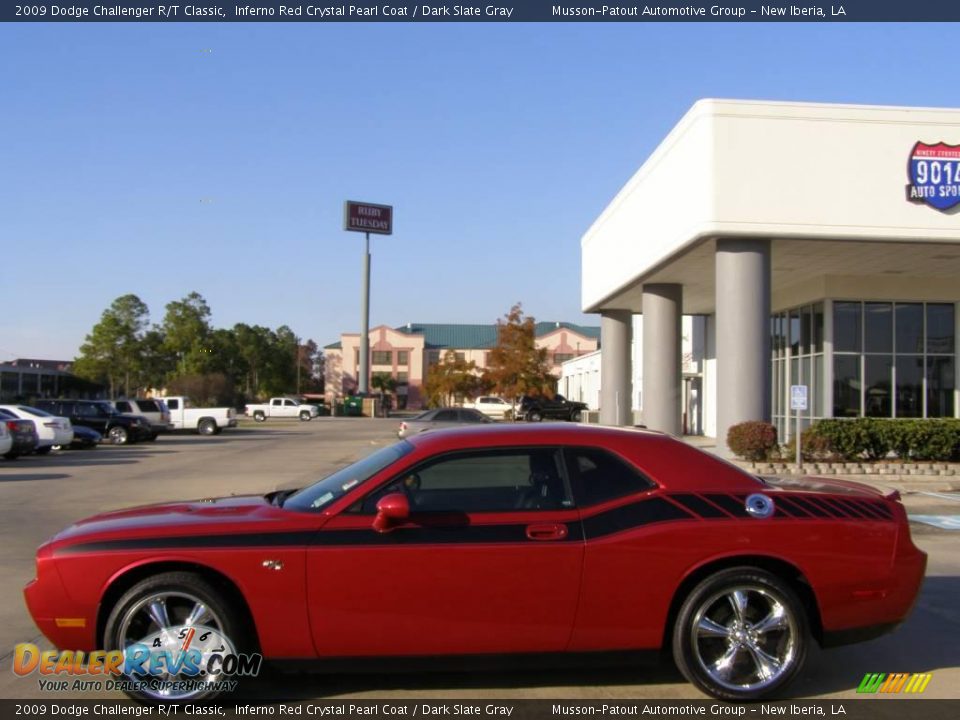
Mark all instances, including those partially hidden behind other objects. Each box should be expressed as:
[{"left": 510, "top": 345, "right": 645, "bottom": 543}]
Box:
[{"left": 397, "top": 407, "right": 494, "bottom": 438}]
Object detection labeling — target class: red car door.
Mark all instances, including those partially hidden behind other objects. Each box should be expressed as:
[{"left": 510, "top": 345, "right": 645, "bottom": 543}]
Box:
[{"left": 306, "top": 447, "right": 584, "bottom": 657}]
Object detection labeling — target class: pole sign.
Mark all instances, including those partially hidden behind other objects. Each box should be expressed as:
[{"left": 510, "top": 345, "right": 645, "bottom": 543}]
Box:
[
  {"left": 790, "top": 385, "right": 808, "bottom": 411},
  {"left": 344, "top": 200, "right": 393, "bottom": 235}
]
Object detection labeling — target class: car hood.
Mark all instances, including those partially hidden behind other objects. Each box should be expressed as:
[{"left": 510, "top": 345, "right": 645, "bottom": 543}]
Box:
[{"left": 50, "top": 493, "right": 304, "bottom": 547}]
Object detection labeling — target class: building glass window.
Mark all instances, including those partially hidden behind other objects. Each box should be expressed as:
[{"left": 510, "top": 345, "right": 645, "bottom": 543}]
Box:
[
  {"left": 397, "top": 351, "right": 409, "bottom": 365},
  {"left": 828, "top": 301, "right": 956, "bottom": 421},
  {"left": 397, "top": 372, "right": 409, "bottom": 384},
  {"left": 372, "top": 351, "right": 392, "bottom": 365},
  {"left": 771, "top": 302, "right": 825, "bottom": 440},
  {"left": 834, "top": 302, "right": 862, "bottom": 353},
  {"left": 554, "top": 353, "right": 574, "bottom": 364}
]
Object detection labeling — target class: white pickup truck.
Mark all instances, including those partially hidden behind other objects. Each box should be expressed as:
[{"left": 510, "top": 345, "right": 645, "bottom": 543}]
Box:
[
  {"left": 164, "top": 396, "right": 238, "bottom": 435},
  {"left": 245, "top": 397, "right": 321, "bottom": 422}
]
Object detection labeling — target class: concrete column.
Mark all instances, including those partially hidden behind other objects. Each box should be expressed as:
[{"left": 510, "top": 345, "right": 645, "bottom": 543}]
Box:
[
  {"left": 716, "top": 238, "right": 771, "bottom": 455},
  {"left": 599, "top": 310, "right": 632, "bottom": 426},
  {"left": 642, "top": 284, "right": 683, "bottom": 435}
]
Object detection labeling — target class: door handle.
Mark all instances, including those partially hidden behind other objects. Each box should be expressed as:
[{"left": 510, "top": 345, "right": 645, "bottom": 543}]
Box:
[{"left": 525, "top": 523, "right": 568, "bottom": 541}]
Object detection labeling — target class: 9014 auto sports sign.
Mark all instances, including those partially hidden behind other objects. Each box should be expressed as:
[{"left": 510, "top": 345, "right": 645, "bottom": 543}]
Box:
[{"left": 906, "top": 141, "right": 960, "bottom": 211}]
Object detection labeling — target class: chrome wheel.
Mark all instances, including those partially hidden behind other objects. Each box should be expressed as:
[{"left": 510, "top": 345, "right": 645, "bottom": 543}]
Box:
[
  {"left": 691, "top": 585, "right": 798, "bottom": 693},
  {"left": 116, "top": 590, "right": 226, "bottom": 701},
  {"left": 108, "top": 426, "right": 129, "bottom": 444}
]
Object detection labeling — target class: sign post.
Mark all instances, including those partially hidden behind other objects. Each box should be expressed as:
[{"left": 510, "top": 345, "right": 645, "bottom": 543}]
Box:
[
  {"left": 344, "top": 201, "right": 393, "bottom": 396},
  {"left": 790, "top": 385, "right": 808, "bottom": 469}
]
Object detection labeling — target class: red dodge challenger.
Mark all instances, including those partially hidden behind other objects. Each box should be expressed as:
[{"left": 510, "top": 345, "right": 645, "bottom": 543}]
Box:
[{"left": 24, "top": 424, "right": 926, "bottom": 701}]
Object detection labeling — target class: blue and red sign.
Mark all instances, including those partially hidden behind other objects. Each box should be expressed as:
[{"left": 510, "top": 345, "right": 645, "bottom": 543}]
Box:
[{"left": 907, "top": 142, "right": 960, "bottom": 211}]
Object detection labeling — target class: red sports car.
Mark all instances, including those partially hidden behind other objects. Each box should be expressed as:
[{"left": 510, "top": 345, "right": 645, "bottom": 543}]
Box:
[{"left": 24, "top": 424, "right": 926, "bottom": 701}]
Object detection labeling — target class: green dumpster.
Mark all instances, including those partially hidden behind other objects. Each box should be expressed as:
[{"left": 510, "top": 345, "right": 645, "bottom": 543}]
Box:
[{"left": 343, "top": 396, "right": 363, "bottom": 417}]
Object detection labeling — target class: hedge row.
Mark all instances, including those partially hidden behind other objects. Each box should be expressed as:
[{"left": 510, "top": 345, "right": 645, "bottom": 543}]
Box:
[
  {"left": 726, "top": 418, "right": 960, "bottom": 462},
  {"left": 802, "top": 418, "right": 960, "bottom": 462}
]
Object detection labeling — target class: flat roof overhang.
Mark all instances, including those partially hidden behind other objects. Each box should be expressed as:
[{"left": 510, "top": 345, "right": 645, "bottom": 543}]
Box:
[{"left": 582, "top": 100, "right": 960, "bottom": 314}]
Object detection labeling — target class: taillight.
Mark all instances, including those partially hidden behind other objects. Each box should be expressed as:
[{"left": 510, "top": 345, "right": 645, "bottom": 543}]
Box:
[{"left": 399, "top": 422, "right": 407, "bottom": 430}]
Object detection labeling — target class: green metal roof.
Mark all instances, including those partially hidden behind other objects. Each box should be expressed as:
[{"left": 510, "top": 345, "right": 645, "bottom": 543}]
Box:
[{"left": 324, "top": 321, "right": 600, "bottom": 351}]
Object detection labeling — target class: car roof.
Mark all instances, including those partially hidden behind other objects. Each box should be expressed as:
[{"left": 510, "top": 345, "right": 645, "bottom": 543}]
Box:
[{"left": 406, "top": 422, "right": 664, "bottom": 449}]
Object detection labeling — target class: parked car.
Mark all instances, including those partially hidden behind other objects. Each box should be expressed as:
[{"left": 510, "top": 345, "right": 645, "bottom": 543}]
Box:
[
  {"left": 0, "top": 405, "right": 72, "bottom": 453},
  {"left": 463, "top": 396, "right": 513, "bottom": 419},
  {"left": 0, "top": 422, "right": 10, "bottom": 459},
  {"left": 68, "top": 425, "right": 102, "bottom": 449},
  {"left": 519, "top": 394, "right": 588, "bottom": 422},
  {"left": 397, "top": 407, "right": 493, "bottom": 438},
  {"left": 34, "top": 399, "right": 153, "bottom": 445},
  {"left": 244, "top": 397, "right": 321, "bottom": 422},
  {"left": 0, "top": 408, "right": 39, "bottom": 458},
  {"left": 110, "top": 398, "right": 172, "bottom": 436},
  {"left": 164, "top": 396, "right": 237, "bottom": 435},
  {"left": 25, "top": 424, "right": 925, "bottom": 702}
]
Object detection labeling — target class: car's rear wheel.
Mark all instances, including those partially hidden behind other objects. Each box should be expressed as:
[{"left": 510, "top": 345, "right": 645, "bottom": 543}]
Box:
[
  {"left": 107, "top": 426, "right": 129, "bottom": 445},
  {"left": 299, "top": 411, "right": 311, "bottom": 421},
  {"left": 527, "top": 410, "right": 543, "bottom": 422},
  {"left": 570, "top": 409, "right": 583, "bottom": 422},
  {"left": 103, "top": 571, "right": 244, "bottom": 701},
  {"left": 672, "top": 567, "right": 808, "bottom": 701},
  {"left": 3, "top": 451, "right": 18, "bottom": 460},
  {"left": 253, "top": 411, "right": 266, "bottom": 422},
  {"left": 198, "top": 418, "right": 217, "bottom": 436},
  {"left": 35, "top": 445, "right": 52, "bottom": 455}
]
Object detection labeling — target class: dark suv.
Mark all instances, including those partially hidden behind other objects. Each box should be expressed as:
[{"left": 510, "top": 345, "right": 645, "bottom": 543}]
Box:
[
  {"left": 35, "top": 400, "right": 154, "bottom": 445},
  {"left": 519, "top": 394, "right": 588, "bottom": 422}
]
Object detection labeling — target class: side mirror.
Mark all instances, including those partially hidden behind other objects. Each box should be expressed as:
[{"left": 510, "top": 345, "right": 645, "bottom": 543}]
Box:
[{"left": 373, "top": 493, "right": 410, "bottom": 533}]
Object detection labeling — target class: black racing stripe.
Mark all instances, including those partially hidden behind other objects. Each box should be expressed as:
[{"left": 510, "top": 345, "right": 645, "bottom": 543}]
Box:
[
  {"left": 581, "top": 497, "right": 693, "bottom": 539},
  {"left": 703, "top": 494, "right": 750, "bottom": 518},
  {"left": 829, "top": 497, "right": 871, "bottom": 519},
  {"left": 850, "top": 500, "right": 892, "bottom": 520},
  {"left": 774, "top": 496, "right": 814, "bottom": 517},
  {"left": 816, "top": 497, "right": 854, "bottom": 518},
  {"left": 804, "top": 496, "right": 848, "bottom": 519},
  {"left": 317, "top": 522, "right": 584, "bottom": 545},
  {"left": 669, "top": 494, "right": 730, "bottom": 519},
  {"left": 56, "top": 531, "right": 317, "bottom": 555},
  {"left": 784, "top": 496, "right": 831, "bottom": 518}
]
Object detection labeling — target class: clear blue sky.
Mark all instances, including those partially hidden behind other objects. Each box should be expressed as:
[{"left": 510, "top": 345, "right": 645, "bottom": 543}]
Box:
[{"left": 1, "top": 22, "right": 956, "bottom": 360}]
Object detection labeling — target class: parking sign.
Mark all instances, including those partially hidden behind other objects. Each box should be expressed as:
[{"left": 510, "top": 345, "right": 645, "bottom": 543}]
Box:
[{"left": 790, "top": 385, "right": 808, "bottom": 411}]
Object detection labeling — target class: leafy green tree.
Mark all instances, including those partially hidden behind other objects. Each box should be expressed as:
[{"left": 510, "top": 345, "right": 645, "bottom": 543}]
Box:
[
  {"left": 162, "top": 292, "right": 213, "bottom": 375},
  {"left": 483, "top": 303, "right": 555, "bottom": 405},
  {"left": 74, "top": 294, "right": 150, "bottom": 396}
]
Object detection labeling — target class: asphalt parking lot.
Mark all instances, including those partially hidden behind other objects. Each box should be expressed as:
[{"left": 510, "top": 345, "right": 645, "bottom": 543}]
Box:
[{"left": 1, "top": 418, "right": 958, "bottom": 700}]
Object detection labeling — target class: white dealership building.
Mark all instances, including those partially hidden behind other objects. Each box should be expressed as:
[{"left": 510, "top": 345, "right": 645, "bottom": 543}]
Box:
[{"left": 580, "top": 100, "right": 960, "bottom": 453}]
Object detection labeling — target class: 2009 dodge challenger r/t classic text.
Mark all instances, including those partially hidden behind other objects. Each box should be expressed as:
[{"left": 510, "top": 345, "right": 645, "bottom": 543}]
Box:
[{"left": 24, "top": 424, "right": 926, "bottom": 701}]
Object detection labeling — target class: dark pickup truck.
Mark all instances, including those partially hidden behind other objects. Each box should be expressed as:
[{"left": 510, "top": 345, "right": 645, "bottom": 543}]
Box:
[{"left": 519, "top": 394, "right": 588, "bottom": 422}]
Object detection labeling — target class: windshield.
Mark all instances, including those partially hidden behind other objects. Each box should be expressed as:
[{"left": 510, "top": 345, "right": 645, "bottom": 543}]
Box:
[{"left": 283, "top": 441, "right": 414, "bottom": 512}]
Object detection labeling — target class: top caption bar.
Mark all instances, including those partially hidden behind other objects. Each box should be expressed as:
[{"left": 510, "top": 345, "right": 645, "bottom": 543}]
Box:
[{"left": 7, "top": 1, "right": 960, "bottom": 23}]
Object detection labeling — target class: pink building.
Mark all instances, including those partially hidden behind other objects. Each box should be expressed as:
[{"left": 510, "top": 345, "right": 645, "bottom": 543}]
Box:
[{"left": 324, "top": 322, "right": 599, "bottom": 410}]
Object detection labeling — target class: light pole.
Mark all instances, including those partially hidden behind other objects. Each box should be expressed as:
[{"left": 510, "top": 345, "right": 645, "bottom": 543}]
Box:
[{"left": 359, "top": 232, "right": 371, "bottom": 395}]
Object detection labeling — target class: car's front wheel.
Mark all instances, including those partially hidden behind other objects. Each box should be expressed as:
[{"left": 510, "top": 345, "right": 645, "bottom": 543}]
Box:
[
  {"left": 672, "top": 567, "right": 808, "bottom": 701},
  {"left": 570, "top": 409, "right": 583, "bottom": 422},
  {"left": 299, "top": 411, "right": 311, "bottom": 421},
  {"left": 527, "top": 410, "right": 543, "bottom": 422},
  {"left": 107, "top": 426, "right": 129, "bottom": 445},
  {"left": 103, "top": 571, "right": 245, "bottom": 701}
]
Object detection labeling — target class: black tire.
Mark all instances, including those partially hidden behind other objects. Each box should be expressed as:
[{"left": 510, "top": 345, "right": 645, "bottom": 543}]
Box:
[
  {"left": 35, "top": 446, "right": 52, "bottom": 455},
  {"left": 3, "top": 451, "right": 18, "bottom": 460},
  {"left": 103, "top": 571, "right": 245, "bottom": 701},
  {"left": 107, "top": 426, "right": 129, "bottom": 445},
  {"left": 198, "top": 418, "right": 217, "bottom": 436},
  {"left": 299, "top": 411, "right": 311, "bottom": 422},
  {"left": 253, "top": 411, "right": 266, "bottom": 423},
  {"left": 145, "top": 433, "right": 158, "bottom": 442},
  {"left": 672, "top": 567, "right": 808, "bottom": 701},
  {"left": 570, "top": 409, "right": 583, "bottom": 422}
]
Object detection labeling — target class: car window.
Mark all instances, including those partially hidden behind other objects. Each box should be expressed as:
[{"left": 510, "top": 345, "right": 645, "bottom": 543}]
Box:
[
  {"left": 566, "top": 448, "right": 655, "bottom": 507},
  {"left": 360, "top": 448, "right": 571, "bottom": 514},
  {"left": 284, "top": 399, "right": 295, "bottom": 406},
  {"left": 434, "top": 410, "right": 458, "bottom": 422},
  {"left": 137, "top": 400, "right": 159, "bottom": 412},
  {"left": 19, "top": 405, "right": 53, "bottom": 417},
  {"left": 115, "top": 401, "right": 131, "bottom": 412},
  {"left": 284, "top": 441, "right": 414, "bottom": 512},
  {"left": 167, "top": 399, "right": 179, "bottom": 410}
]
